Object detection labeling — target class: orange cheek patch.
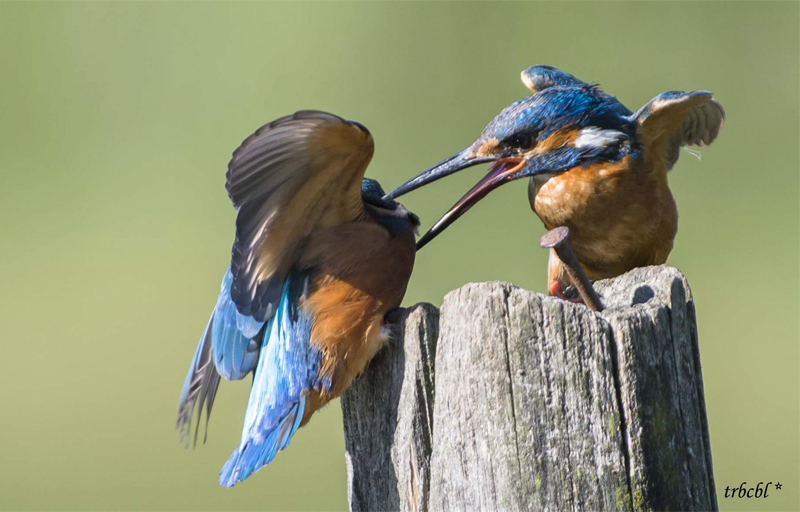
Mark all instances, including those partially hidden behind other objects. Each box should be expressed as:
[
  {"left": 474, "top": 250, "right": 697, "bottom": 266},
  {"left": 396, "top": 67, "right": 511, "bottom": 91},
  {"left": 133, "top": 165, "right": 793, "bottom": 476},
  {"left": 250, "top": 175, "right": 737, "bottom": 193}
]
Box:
[
  {"left": 532, "top": 128, "right": 579, "bottom": 154},
  {"left": 475, "top": 137, "right": 500, "bottom": 157}
]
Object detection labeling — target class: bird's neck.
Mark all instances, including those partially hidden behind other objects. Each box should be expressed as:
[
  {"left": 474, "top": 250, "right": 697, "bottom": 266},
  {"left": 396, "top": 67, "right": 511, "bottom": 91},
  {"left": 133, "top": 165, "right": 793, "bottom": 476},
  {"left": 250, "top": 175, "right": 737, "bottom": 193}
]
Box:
[{"left": 363, "top": 203, "right": 416, "bottom": 237}]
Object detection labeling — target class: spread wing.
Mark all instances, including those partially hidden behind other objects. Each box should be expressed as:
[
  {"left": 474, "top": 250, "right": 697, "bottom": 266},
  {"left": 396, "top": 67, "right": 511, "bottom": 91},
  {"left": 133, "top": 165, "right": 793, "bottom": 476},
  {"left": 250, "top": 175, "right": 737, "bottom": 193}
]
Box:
[
  {"left": 520, "top": 65, "right": 585, "bottom": 94},
  {"left": 226, "top": 110, "right": 374, "bottom": 322},
  {"left": 633, "top": 91, "right": 725, "bottom": 170}
]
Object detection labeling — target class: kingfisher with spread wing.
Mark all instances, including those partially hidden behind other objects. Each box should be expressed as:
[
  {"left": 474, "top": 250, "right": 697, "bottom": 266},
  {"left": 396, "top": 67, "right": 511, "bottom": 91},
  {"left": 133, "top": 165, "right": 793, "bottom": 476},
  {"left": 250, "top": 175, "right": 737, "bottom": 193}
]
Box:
[
  {"left": 177, "top": 111, "right": 419, "bottom": 487},
  {"left": 386, "top": 65, "right": 724, "bottom": 300}
]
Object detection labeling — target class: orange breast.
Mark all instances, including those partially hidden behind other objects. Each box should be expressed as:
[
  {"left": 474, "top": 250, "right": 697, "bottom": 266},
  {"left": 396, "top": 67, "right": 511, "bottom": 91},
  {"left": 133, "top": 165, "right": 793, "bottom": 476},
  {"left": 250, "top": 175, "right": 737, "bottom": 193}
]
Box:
[
  {"left": 528, "top": 155, "right": 678, "bottom": 280},
  {"left": 296, "top": 221, "right": 416, "bottom": 423}
]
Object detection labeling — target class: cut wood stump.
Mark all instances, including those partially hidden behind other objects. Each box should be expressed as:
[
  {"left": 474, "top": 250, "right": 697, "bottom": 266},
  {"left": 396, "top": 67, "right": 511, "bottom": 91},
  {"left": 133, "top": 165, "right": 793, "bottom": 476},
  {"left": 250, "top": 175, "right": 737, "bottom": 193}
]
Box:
[{"left": 341, "top": 265, "right": 716, "bottom": 512}]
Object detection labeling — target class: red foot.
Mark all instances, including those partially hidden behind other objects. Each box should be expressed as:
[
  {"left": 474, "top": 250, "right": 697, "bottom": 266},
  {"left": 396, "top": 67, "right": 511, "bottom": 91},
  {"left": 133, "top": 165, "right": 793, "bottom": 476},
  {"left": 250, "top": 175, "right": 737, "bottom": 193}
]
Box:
[{"left": 549, "top": 280, "right": 585, "bottom": 304}]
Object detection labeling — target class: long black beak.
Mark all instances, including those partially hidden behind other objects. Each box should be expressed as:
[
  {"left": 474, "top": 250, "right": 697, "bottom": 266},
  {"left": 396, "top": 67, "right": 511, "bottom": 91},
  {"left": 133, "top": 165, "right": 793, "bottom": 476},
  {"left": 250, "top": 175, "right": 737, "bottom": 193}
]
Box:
[
  {"left": 383, "top": 147, "right": 495, "bottom": 200},
  {"left": 415, "top": 157, "right": 526, "bottom": 250}
]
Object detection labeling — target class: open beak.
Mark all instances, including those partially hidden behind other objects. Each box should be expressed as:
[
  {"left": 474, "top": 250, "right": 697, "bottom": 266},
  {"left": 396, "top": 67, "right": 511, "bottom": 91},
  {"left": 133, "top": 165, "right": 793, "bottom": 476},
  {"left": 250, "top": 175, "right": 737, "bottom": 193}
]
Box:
[
  {"left": 416, "top": 157, "right": 525, "bottom": 250},
  {"left": 383, "top": 147, "right": 495, "bottom": 200}
]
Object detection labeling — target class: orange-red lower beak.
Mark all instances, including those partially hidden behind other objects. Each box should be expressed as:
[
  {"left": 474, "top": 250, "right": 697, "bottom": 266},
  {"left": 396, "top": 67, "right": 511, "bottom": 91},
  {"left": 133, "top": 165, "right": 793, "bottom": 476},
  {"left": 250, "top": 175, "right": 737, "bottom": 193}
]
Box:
[{"left": 416, "top": 157, "right": 525, "bottom": 250}]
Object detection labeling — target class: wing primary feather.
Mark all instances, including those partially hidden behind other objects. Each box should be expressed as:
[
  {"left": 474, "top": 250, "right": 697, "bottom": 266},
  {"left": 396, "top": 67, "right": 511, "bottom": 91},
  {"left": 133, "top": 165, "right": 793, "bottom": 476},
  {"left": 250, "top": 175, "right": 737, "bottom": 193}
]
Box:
[
  {"left": 176, "top": 317, "right": 220, "bottom": 448},
  {"left": 203, "top": 373, "right": 219, "bottom": 444},
  {"left": 192, "top": 339, "right": 221, "bottom": 447}
]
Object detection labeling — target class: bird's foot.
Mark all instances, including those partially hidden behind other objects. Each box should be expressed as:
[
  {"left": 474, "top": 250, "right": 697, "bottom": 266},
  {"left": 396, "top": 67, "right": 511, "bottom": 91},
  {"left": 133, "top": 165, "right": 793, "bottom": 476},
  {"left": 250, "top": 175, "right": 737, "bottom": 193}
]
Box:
[
  {"left": 549, "top": 280, "right": 585, "bottom": 304},
  {"left": 381, "top": 308, "right": 406, "bottom": 346},
  {"left": 384, "top": 307, "right": 406, "bottom": 325}
]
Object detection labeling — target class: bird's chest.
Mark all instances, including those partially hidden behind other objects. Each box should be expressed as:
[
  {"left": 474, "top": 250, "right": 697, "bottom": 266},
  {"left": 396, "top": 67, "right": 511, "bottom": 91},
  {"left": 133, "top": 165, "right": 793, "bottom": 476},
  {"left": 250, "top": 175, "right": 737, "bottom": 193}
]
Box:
[
  {"left": 528, "top": 159, "right": 678, "bottom": 276},
  {"left": 299, "top": 224, "right": 416, "bottom": 393},
  {"left": 528, "top": 163, "right": 635, "bottom": 229},
  {"left": 530, "top": 171, "right": 595, "bottom": 228}
]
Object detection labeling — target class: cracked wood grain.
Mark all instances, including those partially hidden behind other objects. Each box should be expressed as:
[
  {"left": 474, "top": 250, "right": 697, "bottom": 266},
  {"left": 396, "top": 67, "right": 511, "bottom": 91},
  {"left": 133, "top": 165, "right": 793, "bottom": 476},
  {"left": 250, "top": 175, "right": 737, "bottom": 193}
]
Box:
[
  {"left": 341, "top": 303, "right": 439, "bottom": 512},
  {"left": 342, "top": 265, "right": 715, "bottom": 512}
]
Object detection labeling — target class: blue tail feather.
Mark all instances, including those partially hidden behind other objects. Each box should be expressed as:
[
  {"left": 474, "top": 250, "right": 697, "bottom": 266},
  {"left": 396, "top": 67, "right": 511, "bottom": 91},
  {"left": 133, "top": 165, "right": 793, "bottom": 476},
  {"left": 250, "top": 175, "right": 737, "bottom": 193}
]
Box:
[
  {"left": 218, "top": 271, "right": 320, "bottom": 487},
  {"left": 218, "top": 398, "right": 305, "bottom": 487}
]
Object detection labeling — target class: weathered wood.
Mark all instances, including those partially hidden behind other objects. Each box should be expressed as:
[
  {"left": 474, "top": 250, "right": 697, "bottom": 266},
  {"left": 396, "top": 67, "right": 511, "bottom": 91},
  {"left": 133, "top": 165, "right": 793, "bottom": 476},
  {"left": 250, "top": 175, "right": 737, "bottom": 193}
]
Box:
[
  {"left": 596, "top": 266, "right": 717, "bottom": 511},
  {"left": 341, "top": 304, "right": 439, "bottom": 512},
  {"left": 342, "top": 265, "right": 715, "bottom": 512}
]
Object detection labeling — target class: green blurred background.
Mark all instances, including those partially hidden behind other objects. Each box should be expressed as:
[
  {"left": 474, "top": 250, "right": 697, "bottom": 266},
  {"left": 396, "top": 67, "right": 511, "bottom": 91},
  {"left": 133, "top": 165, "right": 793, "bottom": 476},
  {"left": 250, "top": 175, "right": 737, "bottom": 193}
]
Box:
[{"left": 0, "top": 2, "right": 797, "bottom": 511}]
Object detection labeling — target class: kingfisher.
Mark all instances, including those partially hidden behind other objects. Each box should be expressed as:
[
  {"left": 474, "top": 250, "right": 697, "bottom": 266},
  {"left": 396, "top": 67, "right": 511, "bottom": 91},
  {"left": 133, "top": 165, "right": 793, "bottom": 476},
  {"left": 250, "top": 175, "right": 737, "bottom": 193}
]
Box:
[
  {"left": 385, "top": 65, "right": 724, "bottom": 300},
  {"left": 176, "top": 111, "right": 419, "bottom": 487}
]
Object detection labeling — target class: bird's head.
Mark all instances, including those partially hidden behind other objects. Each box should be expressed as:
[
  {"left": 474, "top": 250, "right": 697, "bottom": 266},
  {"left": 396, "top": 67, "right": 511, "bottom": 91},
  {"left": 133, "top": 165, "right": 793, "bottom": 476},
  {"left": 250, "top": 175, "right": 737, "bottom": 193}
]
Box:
[
  {"left": 385, "top": 66, "right": 638, "bottom": 249},
  {"left": 361, "top": 177, "right": 420, "bottom": 235}
]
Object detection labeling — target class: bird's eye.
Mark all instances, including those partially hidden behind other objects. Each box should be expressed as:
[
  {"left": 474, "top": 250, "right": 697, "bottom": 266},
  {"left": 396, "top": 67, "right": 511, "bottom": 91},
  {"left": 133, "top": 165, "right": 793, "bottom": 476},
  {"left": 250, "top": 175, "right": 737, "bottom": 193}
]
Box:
[{"left": 507, "top": 132, "right": 535, "bottom": 149}]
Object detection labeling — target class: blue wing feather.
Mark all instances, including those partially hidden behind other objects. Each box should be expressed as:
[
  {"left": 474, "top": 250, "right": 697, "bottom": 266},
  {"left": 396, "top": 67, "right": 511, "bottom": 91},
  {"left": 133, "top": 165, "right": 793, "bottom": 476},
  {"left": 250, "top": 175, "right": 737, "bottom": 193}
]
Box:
[
  {"left": 219, "top": 271, "right": 321, "bottom": 487},
  {"left": 177, "top": 268, "right": 267, "bottom": 445},
  {"left": 179, "top": 268, "right": 323, "bottom": 484},
  {"left": 211, "top": 269, "right": 265, "bottom": 380}
]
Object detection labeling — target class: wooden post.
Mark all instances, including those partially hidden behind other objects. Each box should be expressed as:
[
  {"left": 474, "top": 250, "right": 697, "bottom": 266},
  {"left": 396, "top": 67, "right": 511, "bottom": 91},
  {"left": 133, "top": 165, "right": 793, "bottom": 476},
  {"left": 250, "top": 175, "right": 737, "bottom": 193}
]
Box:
[{"left": 341, "top": 266, "right": 716, "bottom": 512}]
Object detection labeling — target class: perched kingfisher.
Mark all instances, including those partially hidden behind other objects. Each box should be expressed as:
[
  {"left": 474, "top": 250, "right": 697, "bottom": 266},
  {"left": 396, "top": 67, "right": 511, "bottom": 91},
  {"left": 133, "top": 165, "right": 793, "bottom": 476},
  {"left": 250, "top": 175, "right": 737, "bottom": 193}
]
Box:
[
  {"left": 177, "top": 111, "right": 419, "bottom": 487},
  {"left": 386, "top": 65, "right": 724, "bottom": 300}
]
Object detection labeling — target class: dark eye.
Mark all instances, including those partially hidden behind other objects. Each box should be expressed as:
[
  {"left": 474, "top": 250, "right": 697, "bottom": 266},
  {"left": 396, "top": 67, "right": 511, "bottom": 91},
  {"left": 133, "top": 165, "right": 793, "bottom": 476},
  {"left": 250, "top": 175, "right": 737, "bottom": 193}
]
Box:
[{"left": 507, "top": 132, "right": 535, "bottom": 149}]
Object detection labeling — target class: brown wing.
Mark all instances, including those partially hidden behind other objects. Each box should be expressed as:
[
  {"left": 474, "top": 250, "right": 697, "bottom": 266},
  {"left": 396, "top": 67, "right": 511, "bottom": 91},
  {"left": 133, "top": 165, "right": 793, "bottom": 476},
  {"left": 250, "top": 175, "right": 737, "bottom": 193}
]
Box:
[
  {"left": 633, "top": 91, "right": 725, "bottom": 170},
  {"left": 226, "top": 110, "right": 374, "bottom": 321}
]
